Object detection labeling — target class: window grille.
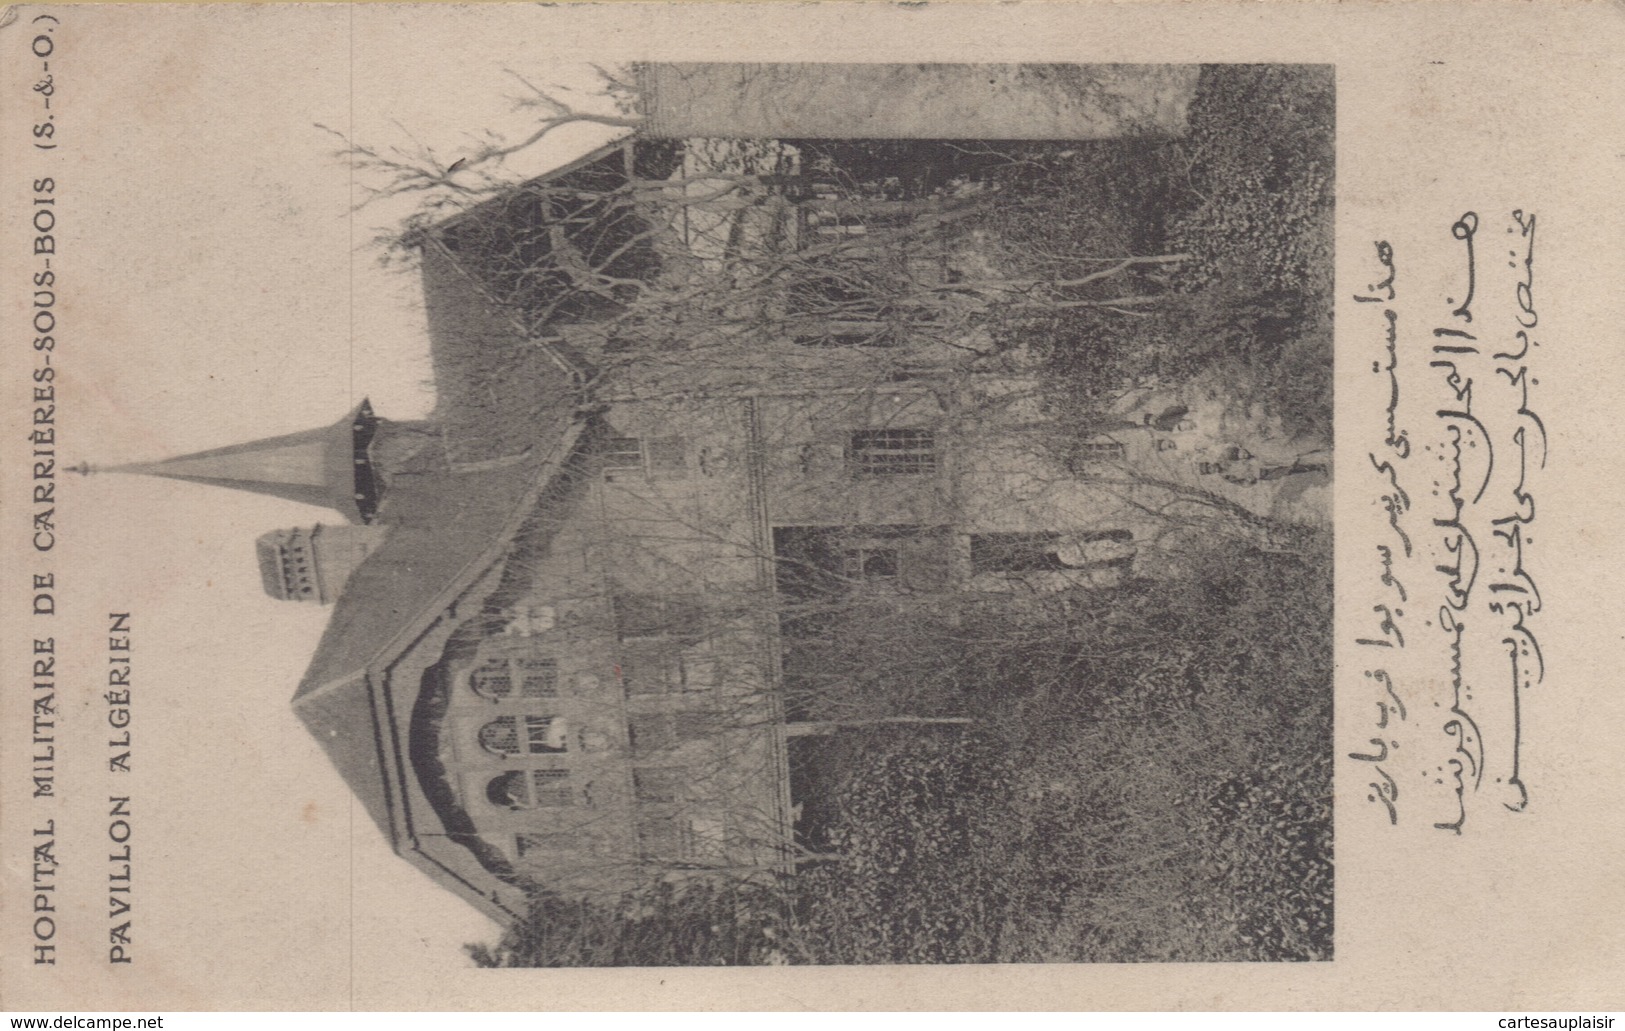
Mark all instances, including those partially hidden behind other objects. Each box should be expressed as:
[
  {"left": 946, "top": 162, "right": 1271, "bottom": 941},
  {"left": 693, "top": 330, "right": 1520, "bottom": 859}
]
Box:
[
  {"left": 848, "top": 429, "right": 936, "bottom": 476},
  {"left": 524, "top": 715, "right": 568, "bottom": 754},
  {"left": 479, "top": 718, "right": 519, "bottom": 757},
  {"left": 519, "top": 658, "right": 558, "bottom": 698},
  {"left": 470, "top": 659, "right": 513, "bottom": 700},
  {"left": 484, "top": 770, "right": 572, "bottom": 810},
  {"left": 603, "top": 437, "right": 644, "bottom": 471},
  {"left": 531, "top": 768, "right": 573, "bottom": 807},
  {"left": 486, "top": 770, "right": 528, "bottom": 807}
]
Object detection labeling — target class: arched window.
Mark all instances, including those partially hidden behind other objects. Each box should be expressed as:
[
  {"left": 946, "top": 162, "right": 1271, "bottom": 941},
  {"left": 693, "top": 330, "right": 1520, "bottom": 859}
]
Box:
[
  {"left": 478, "top": 717, "right": 519, "bottom": 757},
  {"left": 486, "top": 770, "right": 530, "bottom": 808},
  {"left": 523, "top": 716, "right": 569, "bottom": 754},
  {"left": 470, "top": 659, "right": 513, "bottom": 700},
  {"left": 486, "top": 770, "right": 573, "bottom": 811},
  {"left": 479, "top": 715, "right": 568, "bottom": 757}
]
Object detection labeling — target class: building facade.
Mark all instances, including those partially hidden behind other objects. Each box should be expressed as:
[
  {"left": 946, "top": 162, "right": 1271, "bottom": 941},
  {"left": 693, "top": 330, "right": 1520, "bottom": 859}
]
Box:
[{"left": 112, "top": 68, "right": 1248, "bottom": 921}]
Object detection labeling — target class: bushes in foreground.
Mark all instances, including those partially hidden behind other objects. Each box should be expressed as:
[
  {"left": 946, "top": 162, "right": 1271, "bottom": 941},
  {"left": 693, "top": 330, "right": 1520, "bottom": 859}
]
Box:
[{"left": 473, "top": 538, "right": 1332, "bottom": 967}]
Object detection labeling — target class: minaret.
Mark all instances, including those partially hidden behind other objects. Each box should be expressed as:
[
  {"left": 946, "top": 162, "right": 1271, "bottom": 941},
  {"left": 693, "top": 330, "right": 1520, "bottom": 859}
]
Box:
[{"left": 94, "top": 400, "right": 387, "bottom": 524}]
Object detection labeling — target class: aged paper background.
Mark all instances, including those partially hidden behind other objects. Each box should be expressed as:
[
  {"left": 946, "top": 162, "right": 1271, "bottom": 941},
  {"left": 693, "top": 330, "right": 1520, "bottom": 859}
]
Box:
[{"left": 1, "top": 0, "right": 1622, "bottom": 1011}]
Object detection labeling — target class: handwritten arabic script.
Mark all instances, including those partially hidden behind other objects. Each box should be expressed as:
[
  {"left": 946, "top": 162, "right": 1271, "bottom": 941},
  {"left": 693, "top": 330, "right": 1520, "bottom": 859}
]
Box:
[{"left": 1353, "top": 210, "right": 1544, "bottom": 833}]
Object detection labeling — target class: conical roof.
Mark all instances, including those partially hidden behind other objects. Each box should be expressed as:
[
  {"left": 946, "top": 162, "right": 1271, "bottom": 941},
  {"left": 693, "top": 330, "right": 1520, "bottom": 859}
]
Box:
[{"left": 112, "top": 401, "right": 383, "bottom": 523}]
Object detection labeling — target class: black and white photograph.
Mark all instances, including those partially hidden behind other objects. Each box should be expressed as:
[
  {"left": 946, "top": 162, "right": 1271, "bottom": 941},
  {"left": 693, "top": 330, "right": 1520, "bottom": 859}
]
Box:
[{"left": 0, "top": 1, "right": 1618, "bottom": 1014}]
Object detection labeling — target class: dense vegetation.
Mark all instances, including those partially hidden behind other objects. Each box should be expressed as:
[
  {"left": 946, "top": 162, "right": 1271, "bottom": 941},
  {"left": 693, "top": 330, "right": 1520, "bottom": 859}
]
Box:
[
  {"left": 982, "top": 64, "right": 1334, "bottom": 445},
  {"left": 472, "top": 539, "right": 1331, "bottom": 966},
  {"left": 467, "top": 64, "right": 1335, "bottom": 967}
]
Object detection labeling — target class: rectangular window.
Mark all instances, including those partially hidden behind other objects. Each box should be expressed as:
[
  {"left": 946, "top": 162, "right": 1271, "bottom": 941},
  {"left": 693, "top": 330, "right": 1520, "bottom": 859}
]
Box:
[
  {"left": 613, "top": 593, "right": 706, "bottom": 642},
  {"left": 519, "top": 658, "right": 558, "bottom": 698},
  {"left": 604, "top": 437, "right": 644, "bottom": 470},
  {"left": 635, "top": 813, "right": 693, "bottom": 861},
  {"left": 628, "top": 712, "right": 717, "bottom": 754},
  {"left": 524, "top": 715, "right": 568, "bottom": 754},
  {"left": 635, "top": 813, "right": 725, "bottom": 863},
  {"left": 602, "top": 438, "right": 646, "bottom": 483},
  {"left": 644, "top": 437, "right": 688, "bottom": 479},
  {"left": 530, "top": 769, "right": 573, "bottom": 808},
  {"left": 628, "top": 715, "right": 676, "bottom": 755},
  {"left": 680, "top": 655, "right": 720, "bottom": 693},
  {"left": 622, "top": 648, "right": 682, "bottom": 696},
  {"left": 623, "top": 648, "right": 714, "bottom": 695},
  {"left": 470, "top": 658, "right": 513, "bottom": 700},
  {"left": 632, "top": 767, "right": 683, "bottom": 805},
  {"left": 848, "top": 428, "right": 936, "bottom": 476},
  {"left": 970, "top": 532, "right": 1064, "bottom": 573},
  {"left": 604, "top": 437, "right": 689, "bottom": 481}
]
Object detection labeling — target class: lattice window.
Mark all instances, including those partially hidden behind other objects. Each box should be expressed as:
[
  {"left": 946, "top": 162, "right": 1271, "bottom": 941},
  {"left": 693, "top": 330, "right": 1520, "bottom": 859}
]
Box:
[
  {"left": 480, "top": 716, "right": 567, "bottom": 756},
  {"left": 479, "top": 717, "right": 519, "bottom": 757},
  {"left": 519, "top": 658, "right": 558, "bottom": 698},
  {"left": 530, "top": 769, "right": 573, "bottom": 807},
  {"left": 486, "top": 770, "right": 529, "bottom": 807},
  {"left": 848, "top": 429, "right": 936, "bottom": 476},
  {"left": 524, "top": 715, "right": 568, "bottom": 754},
  {"left": 485, "top": 770, "right": 572, "bottom": 810},
  {"left": 469, "top": 659, "right": 513, "bottom": 700}
]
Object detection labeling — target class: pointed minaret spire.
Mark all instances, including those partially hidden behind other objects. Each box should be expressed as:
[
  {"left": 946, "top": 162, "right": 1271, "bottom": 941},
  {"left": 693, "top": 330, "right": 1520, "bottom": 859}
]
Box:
[{"left": 105, "top": 400, "right": 385, "bottom": 523}]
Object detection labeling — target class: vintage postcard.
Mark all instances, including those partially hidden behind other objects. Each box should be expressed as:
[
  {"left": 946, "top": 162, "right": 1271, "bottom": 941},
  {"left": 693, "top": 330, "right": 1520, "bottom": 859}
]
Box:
[{"left": 1, "top": 1, "right": 1621, "bottom": 1012}]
